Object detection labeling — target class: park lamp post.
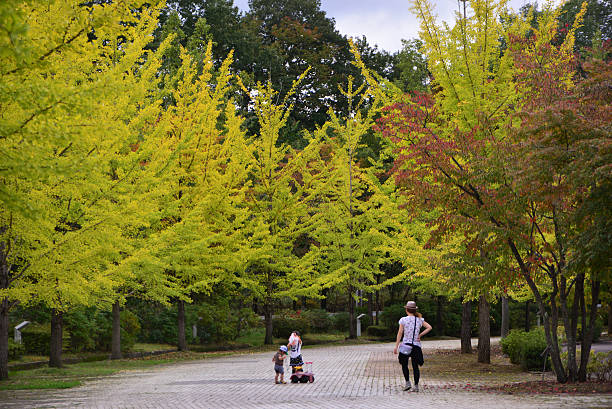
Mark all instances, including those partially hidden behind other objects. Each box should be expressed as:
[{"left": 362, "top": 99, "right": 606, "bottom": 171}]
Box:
[
  {"left": 356, "top": 313, "right": 367, "bottom": 337},
  {"left": 14, "top": 321, "right": 30, "bottom": 344}
]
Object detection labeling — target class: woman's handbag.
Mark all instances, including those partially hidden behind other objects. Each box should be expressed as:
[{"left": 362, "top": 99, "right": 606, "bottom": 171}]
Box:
[{"left": 398, "top": 343, "right": 413, "bottom": 355}]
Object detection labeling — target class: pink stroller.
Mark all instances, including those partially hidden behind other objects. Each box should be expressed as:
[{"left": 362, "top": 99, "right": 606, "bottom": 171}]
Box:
[{"left": 289, "top": 361, "right": 315, "bottom": 383}]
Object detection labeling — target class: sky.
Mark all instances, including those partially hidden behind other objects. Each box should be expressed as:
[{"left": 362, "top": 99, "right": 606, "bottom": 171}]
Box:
[{"left": 232, "top": 0, "right": 551, "bottom": 53}]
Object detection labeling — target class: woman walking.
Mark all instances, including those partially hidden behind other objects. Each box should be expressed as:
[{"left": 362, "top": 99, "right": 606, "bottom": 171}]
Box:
[{"left": 393, "top": 301, "right": 432, "bottom": 392}]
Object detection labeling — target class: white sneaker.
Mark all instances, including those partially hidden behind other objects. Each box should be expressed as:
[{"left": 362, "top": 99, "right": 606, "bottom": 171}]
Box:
[
  {"left": 413, "top": 384, "right": 419, "bottom": 392},
  {"left": 403, "top": 380, "right": 411, "bottom": 391}
]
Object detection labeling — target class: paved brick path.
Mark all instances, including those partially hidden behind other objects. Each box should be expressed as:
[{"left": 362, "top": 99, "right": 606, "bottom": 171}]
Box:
[{"left": 1, "top": 339, "right": 611, "bottom": 408}]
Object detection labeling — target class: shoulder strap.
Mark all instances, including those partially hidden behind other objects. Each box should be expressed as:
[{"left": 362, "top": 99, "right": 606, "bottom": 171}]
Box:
[{"left": 411, "top": 316, "right": 418, "bottom": 343}]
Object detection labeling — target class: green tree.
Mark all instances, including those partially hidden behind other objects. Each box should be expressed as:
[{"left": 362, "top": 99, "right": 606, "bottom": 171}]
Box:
[
  {"left": 393, "top": 39, "right": 429, "bottom": 93},
  {"left": 0, "top": 0, "right": 170, "bottom": 375},
  {"left": 140, "top": 43, "right": 251, "bottom": 350},
  {"left": 236, "top": 71, "right": 329, "bottom": 344},
  {"left": 376, "top": 0, "right": 600, "bottom": 382}
]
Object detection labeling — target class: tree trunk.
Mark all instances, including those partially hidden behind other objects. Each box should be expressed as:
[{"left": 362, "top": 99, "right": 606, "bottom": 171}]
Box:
[
  {"left": 478, "top": 295, "right": 490, "bottom": 364},
  {"left": 49, "top": 309, "right": 63, "bottom": 368},
  {"left": 375, "top": 289, "right": 380, "bottom": 325},
  {"left": 461, "top": 301, "right": 472, "bottom": 354},
  {"left": 321, "top": 288, "right": 328, "bottom": 311},
  {"left": 524, "top": 300, "right": 530, "bottom": 332},
  {"left": 0, "top": 299, "right": 8, "bottom": 380},
  {"left": 578, "top": 280, "right": 600, "bottom": 381},
  {"left": 436, "top": 296, "right": 444, "bottom": 336},
  {"left": 348, "top": 286, "right": 357, "bottom": 339},
  {"left": 501, "top": 296, "right": 510, "bottom": 338},
  {"left": 375, "top": 275, "right": 381, "bottom": 325},
  {"left": 608, "top": 302, "right": 612, "bottom": 336},
  {"left": 263, "top": 302, "right": 273, "bottom": 345},
  {"left": 0, "top": 239, "right": 10, "bottom": 379},
  {"left": 111, "top": 300, "right": 121, "bottom": 359},
  {"left": 367, "top": 291, "right": 374, "bottom": 324},
  {"left": 177, "top": 300, "right": 187, "bottom": 351},
  {"left": 507, "top": 238, "right": 567, "bottom": 382},
  {"left": 564, "top": 273, "right": 581, "bottom": 381}
]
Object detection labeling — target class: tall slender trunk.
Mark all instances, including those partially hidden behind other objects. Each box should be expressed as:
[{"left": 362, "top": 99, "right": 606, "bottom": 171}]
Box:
[
  {"left": 507, "top": 238, "right": 566, "bottom": 381},
  {"left": 348, "top": 286, "right": 356, "bottom": 339},
  {"left": 367, "top": 291, "right": 373, "bottom": 324},
  {"left": 436, "top": 296, "right": 444, "bottom": 336},
  {"left": 0, "top": 238, "right": 10, "bottom": 379},
  {"left": 608, "top": 302, "right": 612, "bottom": 336},
  {"left": 563, "top": 273, "right": 582, "bottom": 381},
  {"left": 321, "top": 288, "right": 328, "bottom": 311},
  {"left": 263, "top": 302, "right": 273, "bottom": 345},
  {"left": 177, "top": 300, "right": 186, "bottom": 351},
  {"left": 477, "top": 295, "right": 490, "bottom": 364},
  {"left": 501, "top": 296, "right": 509, "bottom": 338},
  {"left": 375, "top": 275, "right": 381, "bottom": 325},
  {"left": 111, "top": 300, "right": 121, "bottom": 359},
  {"left": 579, "top": 280, "right": 600, "bottom": 381},
  {"left": 524, "top": 300, "right": 530, "bottom": 332},
  {"left": 375, "top": 289, "right": 380, "bottom": 325},
  {"left": 49, "top": 309, "right": 63, "bottom": 368},
  {"left": 461, "top": 301, "right": 472, "bottom": 354},
  {"left": 0, "top": 299, "right": 8, "bottom": 380}
]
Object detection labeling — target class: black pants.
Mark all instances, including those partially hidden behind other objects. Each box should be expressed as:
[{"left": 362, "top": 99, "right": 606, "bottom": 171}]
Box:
[{"left": 398, "top": 351, "right": 420, "bottom": 385}]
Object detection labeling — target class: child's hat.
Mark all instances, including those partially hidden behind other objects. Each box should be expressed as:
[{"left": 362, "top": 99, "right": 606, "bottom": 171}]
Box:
[{"left": 280, "top": 345, "right": 288, "bottom": 352}]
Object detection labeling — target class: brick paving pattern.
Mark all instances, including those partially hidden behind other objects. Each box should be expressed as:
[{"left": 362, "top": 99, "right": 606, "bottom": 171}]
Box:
[{"left": 1, "top": 339, "right": 611, "bottom": 408}]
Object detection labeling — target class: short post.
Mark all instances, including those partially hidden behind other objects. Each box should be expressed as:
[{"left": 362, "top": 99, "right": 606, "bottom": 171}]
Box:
[
  {"left": 540, "top": 345, "right": 550, "bottom": 380},
  {"left": 14, "top": 321, "right": 30, "bottom": 344},
  {"left": 356, "top": 313, "right": 366, "bottom": 337}
]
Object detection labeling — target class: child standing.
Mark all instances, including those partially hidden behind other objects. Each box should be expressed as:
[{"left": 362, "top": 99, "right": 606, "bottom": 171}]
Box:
[
  {"left": 287, "top": 330, "right": 303, "bottom": 373},
  {"left": 272, "top": 345, "right": 288, "bottom": 384}
]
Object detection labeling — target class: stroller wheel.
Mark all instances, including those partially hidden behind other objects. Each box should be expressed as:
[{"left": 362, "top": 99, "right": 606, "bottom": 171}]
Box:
[
  {"left": 309, "top": 375, "right": 314, "bottom": 383},
  {"left": 290, "top": 376, "right": 299, "bottom": 383},
  {"left": 299, "top": 376, "right": 308, "bottom": 383}
]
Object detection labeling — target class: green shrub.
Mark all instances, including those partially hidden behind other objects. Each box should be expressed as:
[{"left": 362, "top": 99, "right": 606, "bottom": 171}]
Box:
[
  {"left": 301, "top": 309, "right": 332, "bottom": 332},
  {"left": 379, "top": 304, "right": 405, "bottom": 333},
  {"left": 132, "top": 302, "right": 199, "bottom": 345},
  {"left": 8, "top": 338, "right": 24, "bottom": 360},
  {"left": 366, "top": 325, "right": 390, "bottom": 338},
  {"left": 500, "top": 329, "right": 523, "bottom": 364},
  {"left": 587, "top": 351, "right": 612, "bottom": 381},
  {"left": 64, "top": 308, "right": 100, "bottom": 352},
  {"left": 501, "top": 328, "right": 550, "bottom": 371},
  {"left": 22, "top": 324, "right": 51, "bottom": 355},
  {"left": 21, "top": 323, "right": 69, "bottom": 355},
  {"left": 96, "top": 309, "right": 141, "bottom": 352},
  {"left": 272, "top": 310, "right": 311, "bottom": 338},
  {"left": 578, "top": 319, "right": 603, "bottom": 343},
  {"left": 197, "top": 302, "right": 260, "bottom": 343},
  {"left": 330, "top": 312, "right": 350, "bottom": 332}
]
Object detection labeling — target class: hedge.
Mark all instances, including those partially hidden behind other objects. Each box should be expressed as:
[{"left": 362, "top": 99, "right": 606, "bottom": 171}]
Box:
[{"left": 501, "top": 328, "right": 550, "bottom": 371}]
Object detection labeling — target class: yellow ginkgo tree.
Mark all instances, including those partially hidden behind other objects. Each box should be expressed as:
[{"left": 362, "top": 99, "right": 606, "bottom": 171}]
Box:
[{"left": 0, "top": 0, "right": 175, "bottom": 375}]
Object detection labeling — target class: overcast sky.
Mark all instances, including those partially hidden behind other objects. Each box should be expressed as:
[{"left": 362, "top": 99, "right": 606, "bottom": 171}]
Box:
[{"left": 232, "top": 0, "right": 553, "bottom": 52}]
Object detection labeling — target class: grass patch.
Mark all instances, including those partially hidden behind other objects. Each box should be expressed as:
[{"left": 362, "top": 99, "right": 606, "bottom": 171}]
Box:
[
  {"left": 0, "top": 380, "right": 81, "bottom": 390},
  {"left": 1, "top": 350, "right": 231, "bottom": 391},
  {"left": 131, "top": 343, "right": 175, "bottom": 352},
  {"left": 425, "top": 345, "right": 550, "bottom": 384},
  {"left": 236, "top": 328, "right": 268, "bottom": 346}
]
